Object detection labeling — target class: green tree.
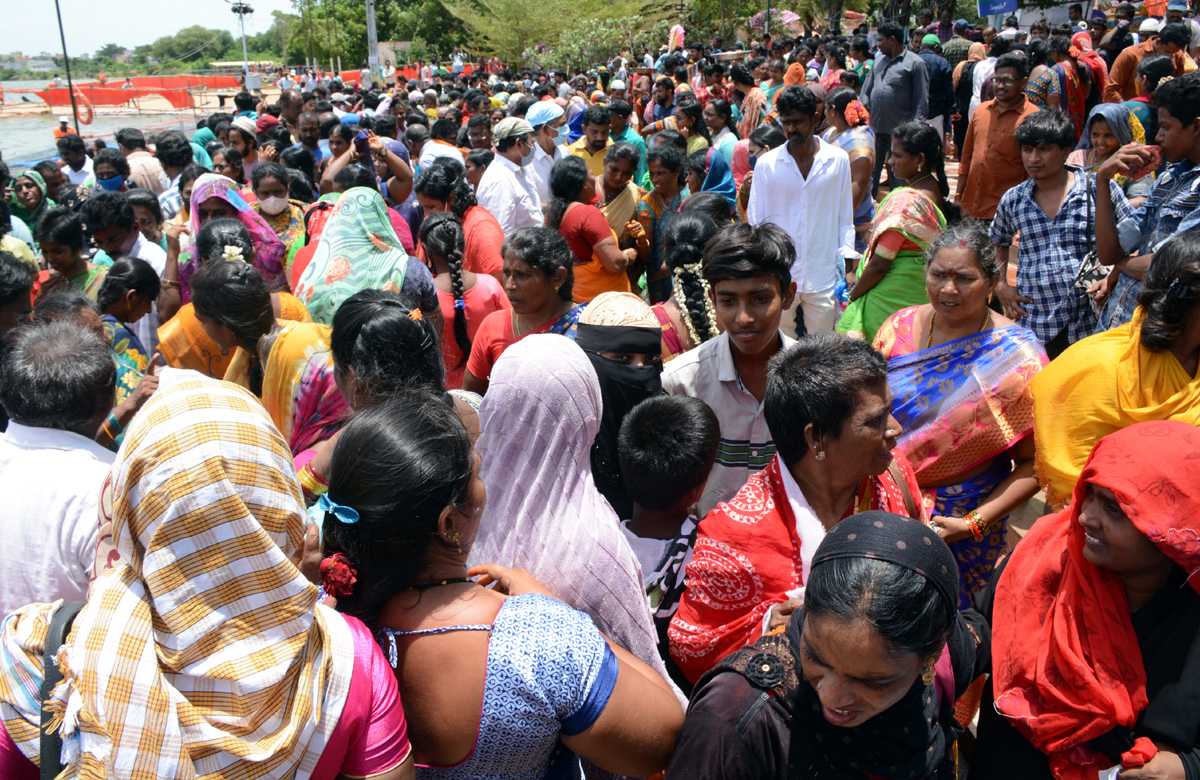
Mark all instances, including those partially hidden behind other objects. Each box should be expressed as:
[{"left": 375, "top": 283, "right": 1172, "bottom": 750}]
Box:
[
  {"left": 377, "top": 0, "right": 467, "bottom": 61},
  {"left": 96, "top": 43, "right": 126, "bottom": 60},
  {"left": 292, "top": 0, "right": 368, "bottom": 71},
  {"left": 149, "top": 26, "right": 235, "bottom": 64}
]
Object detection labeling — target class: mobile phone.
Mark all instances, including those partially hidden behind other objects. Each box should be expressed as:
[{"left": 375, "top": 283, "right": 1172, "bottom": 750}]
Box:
[
  {"left": 353, "top": 130, "right": 374, "bottom": 172},
  {"left": 1130, "top": 145, "right": 1162, "bottom": 180}
]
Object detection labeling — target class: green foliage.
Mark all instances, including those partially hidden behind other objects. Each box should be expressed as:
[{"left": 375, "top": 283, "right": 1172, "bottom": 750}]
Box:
[
  {"left": 531, "top": 16, "right": 655, "bottom": 72},
  {"left": 149, "top": 26, "right": 237, "bottom": 64},
  {"left": 377, "top": 0, "right": 467, "bottom": 60},
  {"left": 95, "top": 43, "right": 126, "bottom": 61}
]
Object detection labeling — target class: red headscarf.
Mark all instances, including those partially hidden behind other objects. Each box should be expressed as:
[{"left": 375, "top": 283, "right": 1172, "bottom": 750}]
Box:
[
  {"left": 992, "top": 420, "right": 1200, "bottom": 780},
  {"left": 1072, "top": 31, "right": 1110, "bottom": 95}
]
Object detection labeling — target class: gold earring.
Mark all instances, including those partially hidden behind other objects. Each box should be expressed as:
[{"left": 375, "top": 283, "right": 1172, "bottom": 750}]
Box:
[{"left": 922, "top": 660, "right": 937, "bottom": 686}]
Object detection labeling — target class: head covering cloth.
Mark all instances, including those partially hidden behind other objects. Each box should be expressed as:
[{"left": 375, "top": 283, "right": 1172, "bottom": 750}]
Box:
[
  {"left": 0, "top": 369, "right": 355, "bottom": 779},
  {"left": 186, "top": 173, "right": 287, "bottom": 294},
  {"left": 8, "top": 170, "right": 55, "bottom": 227}
]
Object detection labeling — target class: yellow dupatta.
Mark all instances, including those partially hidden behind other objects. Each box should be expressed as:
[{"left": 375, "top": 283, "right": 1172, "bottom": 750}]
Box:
[
  {"left": 600, "top": 180, "right": 642, "bottom": 242},
  {"left": 1032, "top": 308, "right": 1200, "bottom": 507}
]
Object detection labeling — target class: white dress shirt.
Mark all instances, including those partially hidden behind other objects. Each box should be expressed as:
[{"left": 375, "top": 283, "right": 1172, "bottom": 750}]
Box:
[
  {"left": 529, "top": 140, "right": 567, "bottom": 206},
  {"left": 746, "top": 137, "right": 857, "bottom": 294},
  {"left": 475, "top": 154, "right": 543, "bottom": 235},
  {"left": 64, "top": 155, "right": 94, "bottom": 187},
  {"left": 418, "top": 141, "right": 465, "bottom": 173},
  {"left": 0, "top": 423, "right": 115, "bottom": 617}
]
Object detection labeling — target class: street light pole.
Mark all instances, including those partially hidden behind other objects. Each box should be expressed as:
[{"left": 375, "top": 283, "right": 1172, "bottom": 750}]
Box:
[
  {"left": 53, "top": 0, "right": 81, "bottom": 136},
  {"left": 366, "top": 0, "right": 379, "bottom": 86},
  {"left": 230, "top": 2, "right": 253, "bottom": 83}
]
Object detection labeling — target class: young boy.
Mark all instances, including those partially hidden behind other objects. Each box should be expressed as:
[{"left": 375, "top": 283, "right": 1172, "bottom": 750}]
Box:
[
  {"left": 661, "top": 221, "right": 796, "bottom": 516},
  {"left": 991, "top": 109, "right": 1134, "bottom": 358},
  {"left": 618, "top": 394, "right": 720, "bottom": 691},
  {"left": 1094, "top": 73, "right": 1200, "bottom": 331}
]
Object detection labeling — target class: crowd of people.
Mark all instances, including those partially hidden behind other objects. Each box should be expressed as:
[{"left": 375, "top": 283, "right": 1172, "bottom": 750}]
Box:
[{"left": 1, "top": 9, "right": 1200, "bottom": 779}]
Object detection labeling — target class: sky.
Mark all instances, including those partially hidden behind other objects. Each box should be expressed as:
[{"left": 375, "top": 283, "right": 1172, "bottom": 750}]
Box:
[{"left": 3, "top": 0, "right": 299, "bottom": 58}]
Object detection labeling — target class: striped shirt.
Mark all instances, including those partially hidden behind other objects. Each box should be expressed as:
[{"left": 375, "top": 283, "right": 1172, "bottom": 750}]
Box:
[{"left": 663, "top": 331, "right": 795, "bottom": 516}]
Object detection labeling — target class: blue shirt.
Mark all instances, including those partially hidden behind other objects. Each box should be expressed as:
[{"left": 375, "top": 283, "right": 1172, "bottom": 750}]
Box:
[{"left": 991, "top": 168, "right": 1133, "bottom": 343}]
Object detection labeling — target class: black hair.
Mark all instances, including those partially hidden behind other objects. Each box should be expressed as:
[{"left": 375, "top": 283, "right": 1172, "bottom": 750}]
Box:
[
  {"left": 31, "top": 291, "right": 93, "bottom": 326},
  {"left": 1138, "top": 53, "right": 1176, "bottom": 95},
  {"left": 56, "top": 133, "right": 86, "bottom": 154},
  {"left": 850, "top": 35, "right": 871, "bottom": 57},
  {"left": 925, "top": 222, "right": 1002, "bottom": 278},
  {"left": 654, "top": 128, "right": 688, "bottom": 154},
  {"left": 413, "top": 158, "right": 476, "bottom": 220},
  {"left": 664, "top": 211, "right": 720, "bottom": 344},
  {"left": 825, "top": 45, "right": 848, "bottom": 69},
  {"left": 988, "top": 36, "right": 1011, "bottom": 57},
  {"left": 95, "top": 257, "right": 161, "bottom": 314},
  {"left": 806, "top": 554, "right": 955, "bottom": 660},
  {"left": 114, "top": 127, "right": 147, "bottom": 150},
  {"left": 207, "top": 111, "right": 233, "bottom": 130},
  {"left": 178, "top": 164, "right": 207, "bottom": 197},
  {"left": 323, "top": 392, "right": 473, "bottom": 624},
  {"left": 749, "top": 124, "right": 787, "bottom": 150},
  {"left": 878, "top": 20, "right": 906, "bottom": 42},
  {"left": 583, "top": 105, "right": 612, "bottom": 128},
  {"left": 1155, "top": 70, "right": 1200, "bottom": 126},
  {"left": 0, "top": 251, "right": 33, "bottom": 310},
  {"left": 703, "top": 221, "right": 794, "bottom": 292},
  {"left": 765, "top": 332, "right": 887, "bottom": 464},
  {"left": 1014, "top": 108, "right": 1076, "bottom": 150},
  {"left": 251, "top": 160, "right": 290, "bottom": 192},
  {"left": 334, "top": 164, "right": 379, "bottom": 193},
  {"left": 420, "top": 213, "right": 471, "bottom": 366},
  {"left": 191, "top": 259, "right": 275, "bottom": 358},
  {"left": 34, "top": 207, "right": 85, "bottom": 252},
  {"left": 280, "top": 146, "right": 317, "bottom": 184},
  {"left": 546, "top": 156, "right": 590, "bottom": 231},
  {"left": 1138, "top": 231, "right": 1200, "bottom": 351},
  {"left": 233, "top": 91, "right": 256, "bottom": 112},
  {"left": 502, "top": 227, "right": 574, "bottom": 301},
  {"left": 319, "top": 113, "right": 342, "bottom": 138},
  {"left": 681, "top": 191, "right": 733, "bottom": 226},
  {"left": 707, "top": 97, "right": 738, "bottom": 138},
  {"left": 431, "top": 118, "right": 459, "bottom": 142},
  {"left": 154, "top": 131, "right": 194, "bottom": 170},
  {"left": 93, "top": 147, "right": 131, "bottom": 178},
  {"left": 685, "top": 148, "right": 711, "bottom": 183},
  {"left": 730, "top": 63, "right": 756, "bottom": 86},
  {"left": 195, "top": 218, "right": 256, "bottom": 268},
  {"left": 125, "top": 188, "right": 164, "bottom": 226},
  {"left": 647, "top": 143, "right": 687, "bottom": 187},
  {"left": 1160, "top": 22, "right": 1192, "bottom": 49},
  {"left": 330, "top": 289, "right": 445, "bottom": 401},
  {"left": 466, "top": 147, "right": 494, "bottom": 171},
  {"left": 1116, "top": 2, "right": 1135, "bottom": 18},
  {"left": 894, "top": 121, "right": 951, "bottom": 198},
  {"left": 618, "top": 395, "right": 720, "bottom": 510},
  {"left": 775, "top": 85, "right": 818, "bottom": 117},
  {"left": 0, "top": 319, "right": 115, "bottom": 435},
  {"left": 675, "top": 97, "right": 712, "bottom": 147},
  {"left": 212, "top": 146, "right": 245, "bottom": 184},
  {"left": 608, "top": 98, "right": 632, "bottom": 118},
  {"left": 287, "top": 170, "right": 314, "bottom": 203},
  {"left": 995, "top": 51, "right": 1031, "bottom": 79}
]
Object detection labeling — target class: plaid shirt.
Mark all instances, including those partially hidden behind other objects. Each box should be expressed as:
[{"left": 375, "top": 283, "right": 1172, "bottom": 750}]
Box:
[
  {"left": 991, "top": 168, "right": 1133, "bottom": 344},
  {"left": 1097, "top": 159, "right": 1200, "bottom": 330},
  {"left": 158, "top": 174, "right": 183, "bottom": 220},
  {"left": 942, "top": 35, "right": 973, "bottom": 69}
]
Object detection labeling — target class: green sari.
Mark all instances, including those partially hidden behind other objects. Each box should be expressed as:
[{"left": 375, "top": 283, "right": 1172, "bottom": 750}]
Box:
[{"left": 837, "top": 187, "right": 946, "bottom": 342}]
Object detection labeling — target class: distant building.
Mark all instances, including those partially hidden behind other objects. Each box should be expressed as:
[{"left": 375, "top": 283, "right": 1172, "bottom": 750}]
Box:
[{"left": 28, "top": 60, "right": 57, "bottom": 72}]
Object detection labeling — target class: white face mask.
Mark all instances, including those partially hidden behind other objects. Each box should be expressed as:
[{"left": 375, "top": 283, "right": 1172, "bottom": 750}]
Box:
[
  {"left": 258, "top": 195, "right": 289, "bottom": 216},
  {"left": 555, "top": 123, "right": 570, "bottom": 144}
]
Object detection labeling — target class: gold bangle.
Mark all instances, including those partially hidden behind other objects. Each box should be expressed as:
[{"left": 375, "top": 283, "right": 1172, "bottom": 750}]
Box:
[{"left": 963, "top": 509, "right": 985, "bottom": 542}]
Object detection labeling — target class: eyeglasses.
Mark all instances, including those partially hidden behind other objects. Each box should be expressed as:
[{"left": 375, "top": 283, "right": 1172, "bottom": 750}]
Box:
[{"left": 992, "top": 77, "right": 1017, "bottom": 85}]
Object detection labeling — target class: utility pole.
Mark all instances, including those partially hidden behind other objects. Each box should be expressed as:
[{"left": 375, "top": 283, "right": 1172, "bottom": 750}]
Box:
[
  {"left": 53, "top": 0, "right": 81, "bottom": 135},
  {"left": 365, "top": 0, "right": 379, "bottom": 86},
  {"left": 231, "top": 2, "right": 253, "bottom": 82},
  {"left": 324, "top": 0, "right": 335, "bottom": 73}
]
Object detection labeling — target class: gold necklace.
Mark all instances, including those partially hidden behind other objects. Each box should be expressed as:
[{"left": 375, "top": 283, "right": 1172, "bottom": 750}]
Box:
[
  {"left": 926, "top": 308, "right": 990, "bottom": 349},
  {"left": 907, "top": 171, "right": 934, "bottom": 187},
  {"left": 512, "top": 310, "right": 523, "bottom": 339}
]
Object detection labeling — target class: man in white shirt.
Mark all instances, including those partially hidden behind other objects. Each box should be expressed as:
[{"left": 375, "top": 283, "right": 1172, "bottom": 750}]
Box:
[
  {"left": 275, "top": 71, "right": 297, "bottom": 91},
  {"left": 525, "top": 100, "right": 568, "bottom": 206},
  {"left": 0, "top": 320, "right": 117, "bottom": 617},
  {"left": 747, "top": 85, "right": 857, "bottom": 335},
  {"left": 418, "top": 118, "right": 466, "bottom": 171},
  {"left": 83, "top": 192, "right": 167, "bottom": 355},
  {"left": 381, "top": 59, "right": 396, "bottom": 83},
  {"left": 56, "top": 133, "right": 95, "bottom": 188},
  {"left": 476, "top": 117, "right": 543, "bottom": 235}
]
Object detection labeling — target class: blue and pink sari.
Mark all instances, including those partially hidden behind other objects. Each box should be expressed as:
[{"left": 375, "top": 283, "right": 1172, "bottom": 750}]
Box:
[{"left": 874, "top": 306, "right": 1048, "bottom": 607}]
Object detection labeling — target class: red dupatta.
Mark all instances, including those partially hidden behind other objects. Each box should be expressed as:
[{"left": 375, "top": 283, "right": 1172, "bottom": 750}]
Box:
[{"left": 992, "top": 420, "right": 1200, "bottom": 780}]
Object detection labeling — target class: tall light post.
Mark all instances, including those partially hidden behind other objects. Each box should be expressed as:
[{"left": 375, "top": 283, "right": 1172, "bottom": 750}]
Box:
[
  {"left": 53, "top": 0, "right": 81, "bottom": 135},
  {"left": 230, "top": 1, "right": 253, "bottom": 82},
  {"left": 366, "top": 0, "right": 379, "bottom": 86}
]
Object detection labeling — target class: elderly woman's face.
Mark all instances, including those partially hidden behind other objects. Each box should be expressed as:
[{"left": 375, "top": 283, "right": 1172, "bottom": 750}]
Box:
[
  {"left": 818, "top": 385, "right": 901, "bottom": 478},
  {"left": 14, "top": 176, "right": 42, "bottom": 211},
  {"left": 925, "top": 246, "right": 997, "bottom": 327},
  {"left": 1077, "top": 483, "right": 1171, "bottom": 577},
  {"left": 603, "top": 157, "right": 634, "bottom": 193},
  {"left": 501, "top": 250, "right": 562, "bottom": 315},
  {"left": 800, "top": 610, "right": 927, "bottom": 729},
  {"left": 1089, "top": 119, "right": 1120, "bottom": 159}
]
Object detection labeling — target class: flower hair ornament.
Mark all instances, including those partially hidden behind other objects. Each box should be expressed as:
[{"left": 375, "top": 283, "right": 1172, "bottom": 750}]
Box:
[
  {"left": 320, "top": 553, "right": 358, "bottom": 599},
  {"left": 672, "top": 261, "right": 720, "bottom": 345},
  {"left": 222, "top": 244, "right": 245, "bottom": 263}
]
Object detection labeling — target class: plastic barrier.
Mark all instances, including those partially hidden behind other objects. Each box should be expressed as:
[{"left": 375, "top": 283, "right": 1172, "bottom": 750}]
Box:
[{"left": 36, "top": 86, "right": 194, "bottom": 110}]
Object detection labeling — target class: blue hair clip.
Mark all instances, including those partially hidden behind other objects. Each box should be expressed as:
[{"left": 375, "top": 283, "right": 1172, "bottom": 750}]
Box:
[
  {"left": 318, "top": 493, "right": 360, "bottom": 524},
  {"left": 453, "top": 298, "right": 466, "bottom": 311}
]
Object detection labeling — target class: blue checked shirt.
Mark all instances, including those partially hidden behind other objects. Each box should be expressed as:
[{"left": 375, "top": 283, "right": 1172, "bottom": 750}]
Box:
[
  {"left": 990, "top": 168, "right": 1133, "bottom": 344},
  {"left": 1097, "top": 159, "right": 1200, "bottom": 331}
]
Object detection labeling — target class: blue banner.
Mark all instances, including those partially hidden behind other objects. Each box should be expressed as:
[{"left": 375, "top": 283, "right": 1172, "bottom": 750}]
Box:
[{"left": 978, "top": 0, "right": 1017, "bottom": 15}]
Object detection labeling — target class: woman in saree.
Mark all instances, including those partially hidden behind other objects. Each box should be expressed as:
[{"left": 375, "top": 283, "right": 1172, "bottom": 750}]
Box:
[
  {"left": 634, "top": 145, "right": 687, "bottom": 303},
  {"left": 1123, "top": 53, "right": 1174, "bottom": 141},
  {"left": 31, "top": 207, "right": 107, "bottom": 303},
  {"left": 682, "top": 147, "right": 737, "bottom": 214},
  {"left": 1067, "top": 104, "right": 1154, "bottom": 205},
  {"left": 651, "top": 212, "right": 720, "bottom": 362},
  {"left": 819, "top": 45, "right": 848, "bottom": 92},
  {"left": 0, "top": 370, "right": 414, "bottom": 780},
  {"left": 251, "top": 160, "right": 308, "bottom": 274},
  {"left": 191, "top": 259, "right": 350, "bottom": 457},
  {"left": 839, "top": 122, "right": 952, "bottom": 343},
  {"left": 95, "top": 258, "right": 160, "bottom": 434},
  {"left": 972, "top": 420, "right": 1200, "bottom": 780},
  {"left": 874, "top": 224, "right": 1048, "bottom": 608},
  {"left": 158, "top": 218, "right": 311, "bottom": 379},
  {"left": 8, "top": 170, "right": 54, "bottom": 232},
  {"left": 597, "top": 142, "right": 645, "bottom": 250},
  {"left": 1031, "top": 231, "right": 1200, "bottom": 509},
  {"left": 293, "top": 186, "right": 442, "bottom": 330},
  {"left": 822, "top": 87, "right": 877, "bottom": 254},
  {"left": 1024, "top": 36, "right": 1091, "bottom": 139}
]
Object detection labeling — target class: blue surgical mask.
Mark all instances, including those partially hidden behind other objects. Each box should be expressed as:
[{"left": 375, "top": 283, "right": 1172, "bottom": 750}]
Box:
[
  {"left": 555, "top": 123, "right": 570, "bottom": 144},
  {"left": 97, "top": 173, "right": 124, "bottom": 191},
  {"left": 748, "top": 154, "right": 758, "bottom": 170}
]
